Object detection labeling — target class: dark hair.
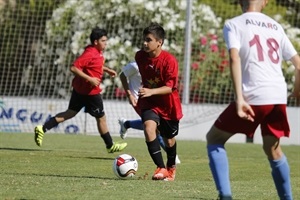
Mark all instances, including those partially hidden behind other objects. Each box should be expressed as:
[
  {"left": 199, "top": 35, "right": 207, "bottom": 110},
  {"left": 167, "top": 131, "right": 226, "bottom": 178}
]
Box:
[
  {"left": 143, "top": 22, "right": 165, "bottom": 42},
  {"left": 90, "top": 27, "right": 107, "bottom": 44}
]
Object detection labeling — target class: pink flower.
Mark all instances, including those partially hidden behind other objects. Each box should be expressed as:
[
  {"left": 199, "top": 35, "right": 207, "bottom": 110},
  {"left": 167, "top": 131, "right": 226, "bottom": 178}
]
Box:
[
  {"left": 208, "top": 34, "right": 218, "bottom": 40},
  {"left": 191, "top": 62, "right": 199, "bottom": 70},
  {"left": 200, "top": 36, "right": 207, "bottom": 46},
  {"left": 221, "top": 59, "right": 229, "bottom": 66},
  {"left": 218, "top": 59, "right": 229, "bottom": 72},
  {"left": 210, "top": 44, "right": 219, "bottom": 52}
]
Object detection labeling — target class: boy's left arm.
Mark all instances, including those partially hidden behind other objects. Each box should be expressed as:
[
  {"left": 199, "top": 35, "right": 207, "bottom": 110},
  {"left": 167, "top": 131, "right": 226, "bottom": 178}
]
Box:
[
  {"left": 139, "top": 68, "right": 174, "bottom": 97},
  {"left": 139, "top": 86, "right": 172, "bottom": 98},
  {"left": 288, "top": 54, "right": 300, "bottom": 105}
]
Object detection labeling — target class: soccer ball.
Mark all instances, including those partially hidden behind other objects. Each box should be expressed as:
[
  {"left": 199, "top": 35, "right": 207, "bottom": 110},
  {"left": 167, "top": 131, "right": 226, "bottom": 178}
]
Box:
[{"left": 112, "top": 154, "right": 138, "bottom": 179}]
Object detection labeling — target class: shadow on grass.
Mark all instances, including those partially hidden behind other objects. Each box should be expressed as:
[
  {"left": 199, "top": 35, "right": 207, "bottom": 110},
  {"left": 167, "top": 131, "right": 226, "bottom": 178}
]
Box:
[
  {"left": 66, "top": 156, "right": 115, "bottom": 160},
  {"left": 0, "top": 147, "right": 52, "bottom": 152},
  {"left": 6, "top": 172, "right": 114, "bottom": 180},
  {"left": 172, "top": 196, "right": 216, "bottom": 200}
]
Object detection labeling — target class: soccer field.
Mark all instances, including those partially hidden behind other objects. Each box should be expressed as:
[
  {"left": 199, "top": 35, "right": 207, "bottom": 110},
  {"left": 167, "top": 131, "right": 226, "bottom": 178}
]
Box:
[{"left": 0, "top": 132, "right": 299, "bottom": 200}]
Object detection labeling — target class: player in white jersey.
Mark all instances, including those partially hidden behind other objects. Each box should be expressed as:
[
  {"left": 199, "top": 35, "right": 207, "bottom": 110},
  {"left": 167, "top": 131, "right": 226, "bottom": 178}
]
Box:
[
  {"left": 118, "top": 61, "right": 143, "bottom": 137},
  {"left": 205, "top": 1, "right": 300, "bottom": 200},
  {"left": 118, "top": 61, "right": 181, "bottom": 164}
]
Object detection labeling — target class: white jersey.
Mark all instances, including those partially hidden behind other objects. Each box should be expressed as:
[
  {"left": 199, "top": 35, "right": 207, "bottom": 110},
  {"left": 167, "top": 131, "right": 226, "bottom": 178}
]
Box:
[
  {"left": 223, "top": 12, "right": 297, "bottom": 105},
  {"left": 122, "top": 61, "right": 141, "bottom": 99}
]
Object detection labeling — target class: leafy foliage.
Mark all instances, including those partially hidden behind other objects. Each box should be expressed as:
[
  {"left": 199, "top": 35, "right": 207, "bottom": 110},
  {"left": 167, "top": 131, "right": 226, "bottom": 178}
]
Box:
[
  {"left": 0, "top": 0, "right": 299, "bottom": 105},
  {"left": 0, "top": 0, "right": 62, "bottom": 96},
  {"left": 188, "top": 33, "right": 233, "bottom": 103},
  {"left": 32, "top": 0, "right": 223, "bottom": 100}
]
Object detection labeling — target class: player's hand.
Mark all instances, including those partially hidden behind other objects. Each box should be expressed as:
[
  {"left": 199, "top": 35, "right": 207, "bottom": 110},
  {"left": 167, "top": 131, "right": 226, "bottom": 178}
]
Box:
[
  {"left": 107, "top": 69, "right": 117, "bottom": 77},
  {"left": 88, "top": 77, "right": 100, "bottom": 87},
  {"left": 235, "top": 100, "right": 255, "bottom": 122},
  {"left": 138, "top": 88, "right": 153, "bottom": 98},
  {"left": 128, "top": 95, "right": 138, "bottom": 107}
]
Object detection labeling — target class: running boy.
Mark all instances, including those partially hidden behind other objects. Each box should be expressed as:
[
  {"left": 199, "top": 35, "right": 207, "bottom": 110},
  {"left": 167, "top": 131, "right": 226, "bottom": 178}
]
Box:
[{"left": 34, "top": 27, "right": 127, "bottom": 153}]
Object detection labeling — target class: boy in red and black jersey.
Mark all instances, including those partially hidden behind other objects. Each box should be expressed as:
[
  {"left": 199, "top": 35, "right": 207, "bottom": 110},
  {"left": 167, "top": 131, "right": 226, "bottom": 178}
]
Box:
[
  {"left": 135, "top": 23, "right": 183, "bottom": 181},
  {"left": 34, "top": 27, "right": 127, "bottom": 153}
]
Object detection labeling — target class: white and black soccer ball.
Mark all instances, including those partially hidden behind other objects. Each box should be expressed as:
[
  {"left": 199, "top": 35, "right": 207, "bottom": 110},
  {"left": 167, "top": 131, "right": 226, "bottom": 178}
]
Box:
[{"left": 112, "top": 154, "right": 138, "bottom": 179}]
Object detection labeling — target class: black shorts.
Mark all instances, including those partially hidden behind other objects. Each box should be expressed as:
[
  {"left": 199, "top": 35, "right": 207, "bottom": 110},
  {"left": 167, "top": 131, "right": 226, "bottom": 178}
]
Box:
[
  {"left": 68, "top": 90, "right": 105, "bottom": 118},
  {"left": 141, "top": 109, "right": 179, "bottom": 139}
]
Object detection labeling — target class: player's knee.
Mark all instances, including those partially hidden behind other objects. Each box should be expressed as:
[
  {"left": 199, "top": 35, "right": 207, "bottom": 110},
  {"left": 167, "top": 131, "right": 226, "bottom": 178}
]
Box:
[
  {"left": 262, "top": 144, "right": 282, "bottom": 160},
  {"left": 262, "top": 135, "right": 282, "bottom": 159},
  {"left": 164, "top": 138, "right": 175, "bottom": 147},
  {"left": 57, "top": 110, "right": 77, "bottom": 121}
]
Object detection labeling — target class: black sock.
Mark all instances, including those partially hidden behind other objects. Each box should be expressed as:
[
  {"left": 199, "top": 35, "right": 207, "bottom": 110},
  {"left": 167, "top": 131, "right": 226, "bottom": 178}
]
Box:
[
  {"left": 146, "top": 137, "right": 165, "bottom": 168},
  {"left": 124, "top": 121, "right": 130, "bottom": 129},
  {"left": 43, "top": 117, "right": 59, "bottom": 132},
  {"left": 166, "top": 141, "right": 177, "bottom": 167},
  {"left": 101, "top": 132, "right": 113, "bottom": 149}
]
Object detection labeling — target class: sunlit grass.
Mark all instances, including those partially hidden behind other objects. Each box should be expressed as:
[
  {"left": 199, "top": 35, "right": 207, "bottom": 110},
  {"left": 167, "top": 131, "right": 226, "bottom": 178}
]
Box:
[{"left": 0, "top": 132, "right": 299, "bottom": 200}]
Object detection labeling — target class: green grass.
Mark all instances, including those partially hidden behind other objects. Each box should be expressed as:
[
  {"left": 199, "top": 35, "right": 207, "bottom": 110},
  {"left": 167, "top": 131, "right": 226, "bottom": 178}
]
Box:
[{"left": 0, "top": 132, "right": 299, "bottom": 200}]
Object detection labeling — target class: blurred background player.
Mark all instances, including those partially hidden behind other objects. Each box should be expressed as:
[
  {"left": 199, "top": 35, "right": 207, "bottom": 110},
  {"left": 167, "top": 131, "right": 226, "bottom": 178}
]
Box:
[
  {"left": 34, "top": 27, "right": 127, "bottom": 153},
  {"left": 206, "top": 0, "right": 300, "bottom": 199},
  {"left": 136, "top": 23, "right": 183, "bottom": 181},
  {"left": 118, "top": 61, "right": 181, "bottom": 164}
]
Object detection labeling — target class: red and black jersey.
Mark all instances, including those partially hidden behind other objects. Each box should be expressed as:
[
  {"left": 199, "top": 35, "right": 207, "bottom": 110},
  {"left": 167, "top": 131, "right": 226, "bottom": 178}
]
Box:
[
  {"left": 72, "top": 45, "right": 104, "bottom": 95},
  {"left": 135, "top": 50, "right": 183, "bottom": 121}
]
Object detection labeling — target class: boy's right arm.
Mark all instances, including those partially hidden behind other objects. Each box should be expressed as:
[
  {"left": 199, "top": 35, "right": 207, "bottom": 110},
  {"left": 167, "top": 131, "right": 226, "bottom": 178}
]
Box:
[
  {"left": 229, "top": 48, "right": 255, "bottom": 121},
  {"left": 70, "top": 66, "right": 100, "bottom": 87},
  {"left": 120, "top": 72, "right": 137, "bottom": 106},
  {"left": 120, "top": 72, "right": 132, "bottom": 97}
]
